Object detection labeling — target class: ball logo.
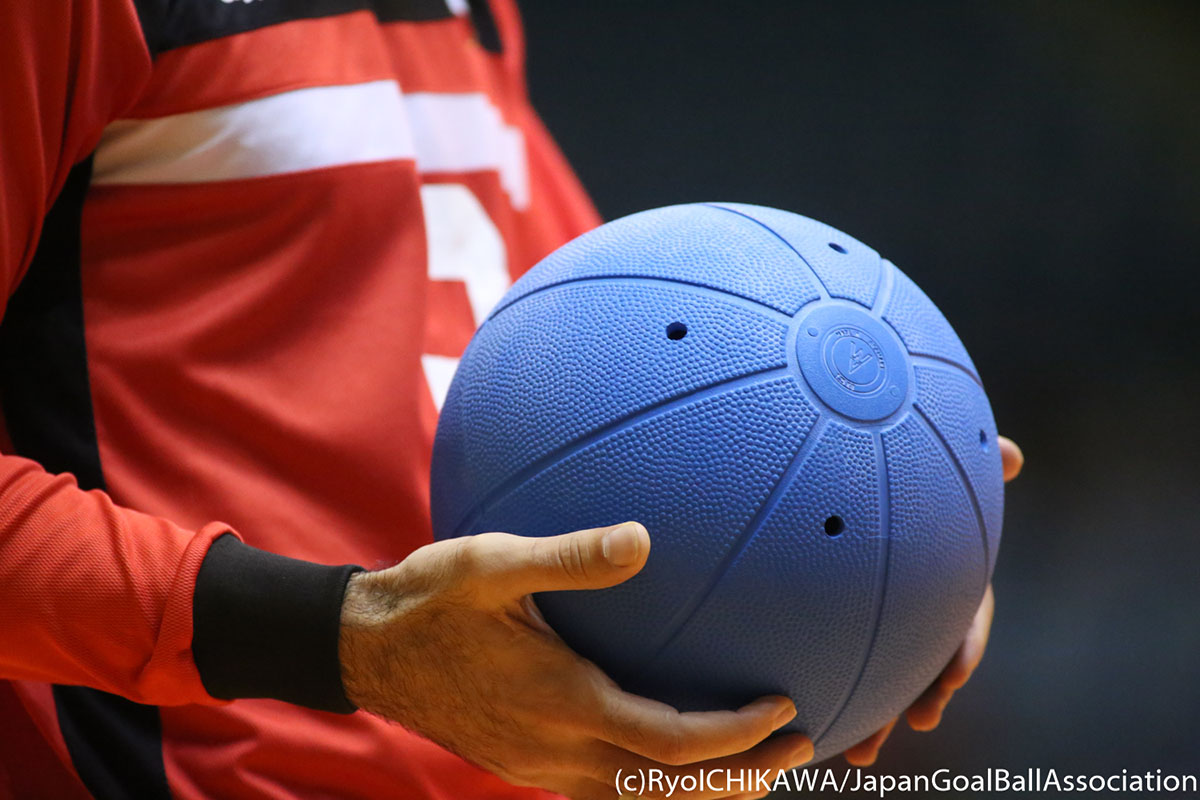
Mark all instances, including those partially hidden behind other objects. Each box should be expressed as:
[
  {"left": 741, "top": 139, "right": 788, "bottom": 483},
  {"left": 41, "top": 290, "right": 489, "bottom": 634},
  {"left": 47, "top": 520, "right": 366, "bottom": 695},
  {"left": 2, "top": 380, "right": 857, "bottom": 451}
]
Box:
[{"left": 823, "top": 326, "right": 887, "bottom": 395}]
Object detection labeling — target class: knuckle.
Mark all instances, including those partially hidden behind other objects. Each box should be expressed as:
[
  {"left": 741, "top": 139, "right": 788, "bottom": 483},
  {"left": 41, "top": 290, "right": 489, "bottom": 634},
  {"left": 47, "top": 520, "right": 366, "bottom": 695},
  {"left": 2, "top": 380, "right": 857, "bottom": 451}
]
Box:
[
  {"left": 578, "top": 742, "right": 624, "bottom": 785},
  {"left": 596, "top": 690, "right": 694, "bottom": 765},
  {"left": 451, "top": 533, "right": 502, "bottom": 577},
  {"left": 602, "top": 713, "right": 649, "bottom": 757},
  {"left": 442, "top": 536, "right": 492, "bottom": 593},
  {"left": 451, "top": 536, "right": 482, "bottom": 574},
  {"left": 650, "top": 723, "right": 690, "bottom": 766},
  {"left": 555, "top": 535, "right": 592, "bottom": 584}
]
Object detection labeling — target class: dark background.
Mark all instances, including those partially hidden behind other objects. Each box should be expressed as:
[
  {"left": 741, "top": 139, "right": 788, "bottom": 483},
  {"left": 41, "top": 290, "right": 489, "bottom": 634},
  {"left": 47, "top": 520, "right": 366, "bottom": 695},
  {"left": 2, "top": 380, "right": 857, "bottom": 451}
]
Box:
[{"left": 521, "top": 1, "right": 1200, "bottom": 793}]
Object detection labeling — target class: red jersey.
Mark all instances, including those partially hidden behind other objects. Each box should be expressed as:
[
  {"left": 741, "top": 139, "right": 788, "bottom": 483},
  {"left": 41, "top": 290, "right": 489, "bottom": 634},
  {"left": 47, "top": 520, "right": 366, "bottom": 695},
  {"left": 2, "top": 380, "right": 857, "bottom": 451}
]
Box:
[{"left": 0, "top": 0, "right": 600, "bottom": 797}]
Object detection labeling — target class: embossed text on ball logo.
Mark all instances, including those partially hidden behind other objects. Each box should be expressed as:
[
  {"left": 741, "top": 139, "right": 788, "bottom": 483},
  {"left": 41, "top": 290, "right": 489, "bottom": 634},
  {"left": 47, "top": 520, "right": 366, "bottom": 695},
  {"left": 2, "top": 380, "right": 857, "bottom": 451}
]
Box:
[{"left": 823, "top": 326, "right": 888, "bottom": 395}]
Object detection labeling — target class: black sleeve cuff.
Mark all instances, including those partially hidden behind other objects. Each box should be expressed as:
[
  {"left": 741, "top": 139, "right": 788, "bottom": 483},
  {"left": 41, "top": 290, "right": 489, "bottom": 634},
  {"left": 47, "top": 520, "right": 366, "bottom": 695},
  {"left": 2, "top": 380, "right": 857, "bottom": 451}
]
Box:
[{"left": 192, "top": 534, "right": 363, "bottom": 713}]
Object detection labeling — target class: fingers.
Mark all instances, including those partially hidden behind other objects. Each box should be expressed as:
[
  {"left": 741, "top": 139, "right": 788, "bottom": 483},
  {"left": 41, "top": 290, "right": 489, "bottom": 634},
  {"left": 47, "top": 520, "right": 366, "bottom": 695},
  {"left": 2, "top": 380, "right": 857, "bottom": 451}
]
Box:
[
  {"left": 906, "top": 583, "right": 995, "bottom": 731},
  {"left": 843, "top": 717, "right": 897, "bottom": 767},
  {"left": 944, "top": 583, "right": 995, "bottom": 690},
  {"left": 457, "top": 522, "right": 651, "bottom": 597},
  {"left": 907, "top": 438, "right": 1009, "bottom": 734},
  {"left": 598, "top": 732, "right": 812, "bottom": 800},
  {"left": 847, "top": 586, "right": 993, "bottom": 762},
  {"left": 593, "top": 689, "right": 799, "bottom": 766},
  {"left": 998, "top": 436, "right": 1024, "bottom": 482},
  {"left": 904, "top": 679, "right": 954, "bottom": 732}
]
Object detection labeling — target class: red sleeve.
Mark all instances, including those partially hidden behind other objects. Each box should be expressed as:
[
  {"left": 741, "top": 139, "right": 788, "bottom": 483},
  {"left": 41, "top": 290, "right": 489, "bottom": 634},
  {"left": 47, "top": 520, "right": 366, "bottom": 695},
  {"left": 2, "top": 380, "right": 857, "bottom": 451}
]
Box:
[{"left": 0, "top": 0, "right": 230, "bottom": 706}]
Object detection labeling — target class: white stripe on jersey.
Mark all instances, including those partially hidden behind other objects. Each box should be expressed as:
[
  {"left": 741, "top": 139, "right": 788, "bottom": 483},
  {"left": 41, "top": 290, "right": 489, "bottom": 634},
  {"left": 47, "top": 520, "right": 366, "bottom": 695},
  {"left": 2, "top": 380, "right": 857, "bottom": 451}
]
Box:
[
  {"left": 405, "top": 93, "right": 529, "bottom": 210},
  {"left": 93, "top": 81, "right": 415, "bottom": 185},
  {"left": 92, "top": 83, "right": 531, "bottom": 209}
]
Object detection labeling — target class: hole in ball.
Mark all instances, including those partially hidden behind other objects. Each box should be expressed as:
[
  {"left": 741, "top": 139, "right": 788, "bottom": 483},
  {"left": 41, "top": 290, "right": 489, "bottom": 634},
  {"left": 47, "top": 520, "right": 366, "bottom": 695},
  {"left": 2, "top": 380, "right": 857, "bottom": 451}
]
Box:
[
  {"left": 828, "top": 242, "right": 848, "bottom": 254},
  {"left": 666, "top": 322, "right": 688, "bottom": 340},
  {"left": 979, "top": 429, "right": 989, "bottom": 450},
  {"left": 824, "top": 515, "right": 846, "bottom": 537}
]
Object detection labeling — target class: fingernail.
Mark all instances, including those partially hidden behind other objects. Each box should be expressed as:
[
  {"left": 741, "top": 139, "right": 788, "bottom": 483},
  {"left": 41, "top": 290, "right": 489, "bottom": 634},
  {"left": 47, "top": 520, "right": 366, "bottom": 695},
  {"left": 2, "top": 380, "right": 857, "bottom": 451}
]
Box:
[
  {"left": 738, "top": 696, "right": 794, "bottom": 729},
  {"left": 787, "top": 739, "right": 814, "bottom": 769},
  {"left": 772, "top": 701, "right": 797, "bottom": 730},
  {"left": 602, "top": 523, "right": 643, "bottom": 567}
]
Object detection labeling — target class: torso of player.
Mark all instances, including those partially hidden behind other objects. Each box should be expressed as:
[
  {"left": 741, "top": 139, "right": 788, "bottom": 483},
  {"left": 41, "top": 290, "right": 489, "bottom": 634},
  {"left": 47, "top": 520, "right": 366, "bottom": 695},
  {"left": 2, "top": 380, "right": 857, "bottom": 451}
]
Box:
[
  {"left": 84, "top": 4, "right": 597, "bottom": 564},
  {"left": 46, "top": 2, "right": 598, "bottom": 797}
]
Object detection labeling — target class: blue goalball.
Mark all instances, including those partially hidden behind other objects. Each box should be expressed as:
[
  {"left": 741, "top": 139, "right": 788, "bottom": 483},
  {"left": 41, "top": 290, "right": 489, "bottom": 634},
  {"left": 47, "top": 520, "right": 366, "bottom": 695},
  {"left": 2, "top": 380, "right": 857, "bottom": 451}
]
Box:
[{"left": 431, "top": 203, "right": 1004, "bottom": 763}]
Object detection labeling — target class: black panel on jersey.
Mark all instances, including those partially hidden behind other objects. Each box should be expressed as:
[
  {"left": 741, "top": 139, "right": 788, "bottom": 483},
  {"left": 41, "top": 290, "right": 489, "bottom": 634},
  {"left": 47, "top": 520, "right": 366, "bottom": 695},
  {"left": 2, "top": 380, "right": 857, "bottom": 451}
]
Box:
[
  {"left": 0, "top": 159, "right": 106, "bottom": 491},
  {"left": 131, "top": 0, "right": 457, "bottom": 54},
  {"left": 466, "top": 0, "right": 503, "bottom": 53},
  {"left": 51, "top": 688, "right": 173, "bottom": 800},
  {"left": 0, "top": 158, "right": 175, "bottom": 799}
]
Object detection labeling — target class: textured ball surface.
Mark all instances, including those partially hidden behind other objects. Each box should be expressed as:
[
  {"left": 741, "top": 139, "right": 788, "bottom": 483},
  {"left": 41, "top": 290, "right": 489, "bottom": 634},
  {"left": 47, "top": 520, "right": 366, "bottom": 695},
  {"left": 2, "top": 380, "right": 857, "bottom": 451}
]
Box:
[{"left": 431, "top": 203, "right": 1004, "bottom": 762}]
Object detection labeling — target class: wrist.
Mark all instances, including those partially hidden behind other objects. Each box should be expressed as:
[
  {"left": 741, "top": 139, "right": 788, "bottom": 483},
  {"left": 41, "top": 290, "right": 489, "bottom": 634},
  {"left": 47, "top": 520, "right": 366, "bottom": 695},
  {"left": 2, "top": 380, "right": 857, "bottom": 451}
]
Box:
[{"left": 337, "top": 568, "right": 407, "bottom": 711}]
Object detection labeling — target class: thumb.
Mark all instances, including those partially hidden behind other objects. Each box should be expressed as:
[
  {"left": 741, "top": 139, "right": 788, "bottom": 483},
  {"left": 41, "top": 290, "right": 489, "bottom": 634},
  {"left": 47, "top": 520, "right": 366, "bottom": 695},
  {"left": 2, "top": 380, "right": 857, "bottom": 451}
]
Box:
[{"left": 469, "top": 521, "right": 650, "bottom": 597}]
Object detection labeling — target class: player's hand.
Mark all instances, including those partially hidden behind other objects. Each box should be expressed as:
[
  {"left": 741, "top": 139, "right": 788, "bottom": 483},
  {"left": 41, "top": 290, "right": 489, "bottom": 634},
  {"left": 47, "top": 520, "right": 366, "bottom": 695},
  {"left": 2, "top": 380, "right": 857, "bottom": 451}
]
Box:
[
  {"left": 844, "top": 435, "right": 1024, "bottom": 767},
  {"left": 338, "top": 521, "right": 813, "bottom": 799}
]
